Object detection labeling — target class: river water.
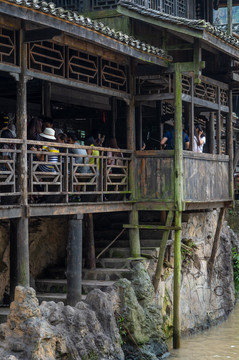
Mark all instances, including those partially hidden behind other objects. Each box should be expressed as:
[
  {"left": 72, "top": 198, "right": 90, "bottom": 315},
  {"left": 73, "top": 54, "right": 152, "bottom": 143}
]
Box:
[{"left": 169, "top": 302, "right": 239, "bottom": 359}]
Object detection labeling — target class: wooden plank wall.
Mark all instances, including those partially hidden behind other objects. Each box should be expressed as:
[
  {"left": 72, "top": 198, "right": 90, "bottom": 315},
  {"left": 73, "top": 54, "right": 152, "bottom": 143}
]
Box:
[
  {"left": 183, "top": 151, "right": 230, "bottom": 201},
  {"left": 135, "top": 150, "right": 174, "bottom": 201}
]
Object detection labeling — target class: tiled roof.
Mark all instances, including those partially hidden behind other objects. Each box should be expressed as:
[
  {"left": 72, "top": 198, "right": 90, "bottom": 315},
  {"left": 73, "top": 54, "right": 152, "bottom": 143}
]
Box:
[
  {"left": 119, "top": 0, "right": 239, "bottom": 48},
  {"left": 5, "top": 0, "right": 172, "bottom": 61}
]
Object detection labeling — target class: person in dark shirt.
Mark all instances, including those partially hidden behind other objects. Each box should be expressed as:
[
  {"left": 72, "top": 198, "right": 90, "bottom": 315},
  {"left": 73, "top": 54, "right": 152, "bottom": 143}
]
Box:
[{"left": 160, "top": 129, "right": 189, "bottom": 150}]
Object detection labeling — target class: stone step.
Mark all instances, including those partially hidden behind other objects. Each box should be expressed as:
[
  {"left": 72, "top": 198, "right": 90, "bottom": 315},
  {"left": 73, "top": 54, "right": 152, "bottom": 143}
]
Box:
[
  {"left": 94, "top": 239, "right": 170, "bottom": 249},
  {"left": 82, "top": 268, "right": 133, "bottom": 281},
  {"left": 96, "top": 257, "right": 133, "bottom": 269},
  {"left": 36, "top": 293, "right": 86, "bottom": 304},
  {"left": 0, "top": 307, "right": 9, "bottom": 323},
  {"left": 95, "top": 246, "right": 161, "bottom": 258},
  {"left": 94, "top": 229, "right": 165, "bottom": 241},
  {"left": 35, "top": 279, "right": 115, "bottom": 295}
]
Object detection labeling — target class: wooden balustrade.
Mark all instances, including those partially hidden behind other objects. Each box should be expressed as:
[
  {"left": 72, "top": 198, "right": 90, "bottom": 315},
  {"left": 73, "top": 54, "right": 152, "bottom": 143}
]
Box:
[
  {"left": 135, "top": 150, "right": 232, "bottom": 204},
  {"left": 0, "top": 138, "right": 23, "bottom": 205},
  {"left": 27, "top": 140, "right": 132, "bottom": 204}
]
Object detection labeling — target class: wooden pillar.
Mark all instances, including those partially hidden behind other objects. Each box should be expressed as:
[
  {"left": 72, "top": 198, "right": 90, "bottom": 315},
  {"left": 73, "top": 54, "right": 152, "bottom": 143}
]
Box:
[
  {"left": 16, "top": 27, "right": 29, "bottom": 287},
  {"left": 216, "top": 87, "right": 221, "bottom": 154},
  {"left": 67, "top": 214, "right": 83, "bottom": 306},
  {"left": 174, "top": 63, "right": 183, "bottom": 211},
  {"left": 10, "top": 219, "right": 18, "bottom": 302},
  {"left": 227, "top": 0, "right": 232, "bottom": 36},
  {"left": 111, "top": 97, "right": 117, "bottom": 138},
  {"left": 173, "top": 210, "right": 182, "bottom": 349},
  {"left": 85, "top": 213, "right": 96, "bottom": 270},
  {"left": 136, "top": 104, "right": 143, "bottom": 150},
  {"left": 173, "top": 63, "right": 183, "bottom": 349},
  {"left": 42, "top": 81, "right": 52, "bottom": 117},
  {"left": 153, "top": 210, "right": 174, "bottom": 291},
  {"left": 127, "top": 60, "right": 140, "bottom": 258},
  {"left": 209, "top": 112, "right": 215, "bottom": 154},
  {"left": 227, "top": 89, "right": 234, "bottom": 199},
  {"left": 189, "top": 77, "right": 194, "bottom": 151}
]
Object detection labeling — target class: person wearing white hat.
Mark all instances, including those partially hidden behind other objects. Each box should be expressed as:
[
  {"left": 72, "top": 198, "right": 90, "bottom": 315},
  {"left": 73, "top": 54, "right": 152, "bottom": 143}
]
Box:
[{"left": 31, "top": 127, "right": 59, "bottom": 172}]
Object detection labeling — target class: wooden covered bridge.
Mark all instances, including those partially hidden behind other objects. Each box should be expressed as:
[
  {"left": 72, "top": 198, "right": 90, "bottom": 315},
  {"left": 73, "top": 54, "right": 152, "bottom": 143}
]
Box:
[{"left": 0, "top": 0, "right": 237, "bottom": 348}]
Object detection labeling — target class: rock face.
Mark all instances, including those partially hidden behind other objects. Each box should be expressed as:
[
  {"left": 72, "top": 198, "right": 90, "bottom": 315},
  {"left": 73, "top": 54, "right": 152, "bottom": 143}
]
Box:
[
  {"left": 0, "top": 286, "right": 124, "bottom": 360},
  {"left": 154, "top": 210, "right": 238, "bottom": 336},
  {"left": 115, "top": 263, "right": 168, "bottom": 360},
  {"left": 0, "top": 218, "right": 68, "bottom": 303}
]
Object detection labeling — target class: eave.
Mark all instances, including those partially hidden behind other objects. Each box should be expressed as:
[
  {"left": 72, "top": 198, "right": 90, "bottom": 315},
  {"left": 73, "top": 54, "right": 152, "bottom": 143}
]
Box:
[{"left": 0, "top": 0, "right": 170, "bottom": 67}]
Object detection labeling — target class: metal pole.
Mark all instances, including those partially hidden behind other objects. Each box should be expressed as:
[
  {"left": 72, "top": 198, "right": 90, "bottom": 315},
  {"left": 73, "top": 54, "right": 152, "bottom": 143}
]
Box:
[{"left": 67, "top": 214, "right": 83, "bottom": 306}]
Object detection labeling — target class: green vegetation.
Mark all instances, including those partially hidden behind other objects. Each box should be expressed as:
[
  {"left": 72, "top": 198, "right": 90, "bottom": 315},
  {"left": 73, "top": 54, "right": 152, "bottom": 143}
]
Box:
[
  {"left": 232, "top": 248, "right": 239, "bottom": 295},
  {"left": 181, "top": 239, "right": 198, "bottom": 267},
  {"left": 82, "top": 350, "right": 98, "bottom": 360},
  {"left": 116, "top": 314, "right": 127, "bottom": 345}
]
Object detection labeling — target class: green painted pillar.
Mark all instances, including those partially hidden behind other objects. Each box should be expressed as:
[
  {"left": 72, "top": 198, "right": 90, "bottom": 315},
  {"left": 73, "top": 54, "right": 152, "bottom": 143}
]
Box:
[
  {"left": 173, "top": 63, "right": 183, "bottom": 348},
  {"left": 173, "top": 211, "right": 182, "bottom": 349}
]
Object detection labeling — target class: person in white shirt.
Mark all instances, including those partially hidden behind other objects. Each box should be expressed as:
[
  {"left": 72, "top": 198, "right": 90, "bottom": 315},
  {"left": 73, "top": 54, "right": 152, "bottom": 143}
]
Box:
[{"left": 194, "top": 124, "right": 206, "bottom": 153}]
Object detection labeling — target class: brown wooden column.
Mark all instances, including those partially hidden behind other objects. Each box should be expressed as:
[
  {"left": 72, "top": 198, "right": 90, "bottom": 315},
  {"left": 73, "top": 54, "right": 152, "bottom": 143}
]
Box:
[
  {"left": 209, "top": 112, "right": 215, "bottom": 154},
  {"left": 110, "top": 97, "right": 117, "bottom": 138},
  {"left": 216, "top": 89, "right": 221, "bottom": 154},
  {"left": 227, "top": 89, "right": 234, "bottom": 198},
  {"left": 127, "top": 60, "right": 140, "bottom": 258},
  {"left": 67, "top": 214, "right": 83, "bottom": 306},
  {"left": 15, "top": 27, "right": 30, "bottom": 287},
  {"left": 189, "top": 77, "right": 194, "bottom": 151},
  {"left": 42, "top": 81, "right": 52, "bottom": 117}
]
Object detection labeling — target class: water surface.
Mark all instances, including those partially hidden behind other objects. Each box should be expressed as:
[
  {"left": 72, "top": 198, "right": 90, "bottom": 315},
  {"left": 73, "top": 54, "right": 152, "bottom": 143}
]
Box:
[{"left": 170, "top": 302, "right": 239, "bottom": 359}]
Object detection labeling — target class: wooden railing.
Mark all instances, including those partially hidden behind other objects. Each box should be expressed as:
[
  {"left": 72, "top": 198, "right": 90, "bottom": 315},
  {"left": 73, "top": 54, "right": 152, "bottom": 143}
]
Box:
[
  {"left": 0, "top": 140, "right": 132, "bottom": 205},
  {"left": 0, "top": 138, "right": 22, "bottom": 205},
  {"left": 135, "top": 150, "right": 231, "bottom": 204},
  {"left": 27, "top": 140, "right": 132, "bottom": 204}
]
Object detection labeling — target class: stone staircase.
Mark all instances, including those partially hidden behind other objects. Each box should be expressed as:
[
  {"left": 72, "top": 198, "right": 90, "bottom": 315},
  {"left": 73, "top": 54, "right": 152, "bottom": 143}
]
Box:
[{"left": 7, "top": 212, "right": 172, "bottom": 309}]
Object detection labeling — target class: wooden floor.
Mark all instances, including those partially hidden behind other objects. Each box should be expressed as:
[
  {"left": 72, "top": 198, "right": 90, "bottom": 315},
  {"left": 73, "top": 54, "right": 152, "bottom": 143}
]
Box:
[{"left": 0, "top": 198, "right": 233, "bottom": 220}]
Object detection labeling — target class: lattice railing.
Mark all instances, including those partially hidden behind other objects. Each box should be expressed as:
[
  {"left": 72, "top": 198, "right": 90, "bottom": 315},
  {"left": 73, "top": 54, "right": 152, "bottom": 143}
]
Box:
[
  {"left": 27, "top": 141, "right": 132, "bottom": 203},
  {"left": 181, "top": 75, "right": 229, "bottom": 107},
  {"left": 0, "top": 138, "right": 22, "bottom": 205},
  {"left": 136, "top": 74, "right": 173, "bottom": 95},
  {"left": 27, "top": 41, "right": 129, "bottom": 93},
  {"left": 0, "top": 27, "right": 17, "bottom": 66}
]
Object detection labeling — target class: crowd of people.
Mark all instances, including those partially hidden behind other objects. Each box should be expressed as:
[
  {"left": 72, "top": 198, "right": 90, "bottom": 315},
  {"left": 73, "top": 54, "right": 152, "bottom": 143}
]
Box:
[{"left": 0, "top": 112, "right": 207, "bottom": 204}]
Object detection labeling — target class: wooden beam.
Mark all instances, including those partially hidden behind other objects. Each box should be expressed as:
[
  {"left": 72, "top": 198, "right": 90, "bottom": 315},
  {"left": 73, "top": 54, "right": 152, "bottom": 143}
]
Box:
[
  {"left": 24, "top": 27, "right": 62, "bottom": 42},
  {"left": 153, "top": 210, "right": 174, "bottom": 291},
  {"left": 26, "top": 69, "right": 132, "bottom": 103},
  {"left": 207, "top": 208, "right": 226, "bottom": 282},
  {"left": 29, "top": 202, "right": 133, "bottom": 217},
  {"left": 123, "top": 224, "right": 180, "bottom": 230}
]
